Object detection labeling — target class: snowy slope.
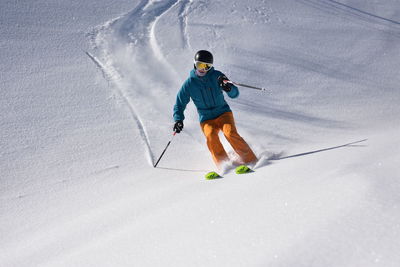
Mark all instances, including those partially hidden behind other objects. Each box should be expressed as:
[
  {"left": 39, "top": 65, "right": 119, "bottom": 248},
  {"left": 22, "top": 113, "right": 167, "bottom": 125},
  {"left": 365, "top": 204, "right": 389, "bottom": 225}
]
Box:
[{"left": 1, "top": 0, "right": 400, "bottom": 266}]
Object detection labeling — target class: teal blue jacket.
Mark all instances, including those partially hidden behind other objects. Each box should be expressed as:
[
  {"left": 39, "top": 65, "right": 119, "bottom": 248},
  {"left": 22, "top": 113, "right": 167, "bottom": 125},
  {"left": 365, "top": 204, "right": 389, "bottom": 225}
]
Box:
[{"left": 173, "top": 67, "right": 239, "bottom": 123}]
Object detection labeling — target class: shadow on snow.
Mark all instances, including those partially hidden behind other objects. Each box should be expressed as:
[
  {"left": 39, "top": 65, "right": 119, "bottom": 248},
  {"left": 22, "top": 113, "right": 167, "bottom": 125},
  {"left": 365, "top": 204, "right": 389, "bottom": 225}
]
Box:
[{"left": 255, "top": 139, "right": 368, "bottom": 169}]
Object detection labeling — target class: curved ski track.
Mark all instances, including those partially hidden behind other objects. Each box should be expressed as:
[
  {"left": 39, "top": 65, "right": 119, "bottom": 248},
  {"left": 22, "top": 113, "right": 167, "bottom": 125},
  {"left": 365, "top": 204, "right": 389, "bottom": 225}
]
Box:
[
  {"left": 177, "top": 0, "right": 193, "bottom": 49},
  {"left": 84, "top": 50, "right": 155, "bottom": 166},
  {"left": 90, "top": 0, "right": 193, "bottom": 166}
]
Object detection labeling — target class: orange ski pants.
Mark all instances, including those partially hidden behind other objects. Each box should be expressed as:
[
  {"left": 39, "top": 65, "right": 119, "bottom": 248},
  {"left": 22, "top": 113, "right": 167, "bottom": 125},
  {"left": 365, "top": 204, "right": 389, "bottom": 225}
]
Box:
[{"left": 200, "top": 112, "right": 257, "bottom": 166}]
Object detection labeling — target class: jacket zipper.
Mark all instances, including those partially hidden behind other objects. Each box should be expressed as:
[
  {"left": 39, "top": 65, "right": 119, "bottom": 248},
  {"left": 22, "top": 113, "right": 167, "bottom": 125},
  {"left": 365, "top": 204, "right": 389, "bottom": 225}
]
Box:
[
  {"left": 205, "top": 77, "right": 216, "bottom": 106},
  {"left": 199, "top": 87, "right": 209, "bottom": 108},
  {"left": 209, "top": 87, "right": 216, "bottom": 106},
  {"left": 199, "top": 76, "right": 216, "bottom": 108}
]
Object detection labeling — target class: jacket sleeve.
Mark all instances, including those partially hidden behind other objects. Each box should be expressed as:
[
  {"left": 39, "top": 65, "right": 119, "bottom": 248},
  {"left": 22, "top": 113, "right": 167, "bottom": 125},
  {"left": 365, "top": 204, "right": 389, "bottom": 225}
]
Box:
[
  {"left": 226, "top": 83, "right": 239, "bottom": 99},
  {"left": 173, "top": 82, "right": 191, "bottom": 121}
]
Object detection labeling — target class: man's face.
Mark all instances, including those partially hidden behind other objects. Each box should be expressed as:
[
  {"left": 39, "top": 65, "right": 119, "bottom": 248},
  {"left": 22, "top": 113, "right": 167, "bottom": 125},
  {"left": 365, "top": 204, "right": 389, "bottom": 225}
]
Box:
[{"left": 195, "top": 61, "right": 212, "bottom": 73}]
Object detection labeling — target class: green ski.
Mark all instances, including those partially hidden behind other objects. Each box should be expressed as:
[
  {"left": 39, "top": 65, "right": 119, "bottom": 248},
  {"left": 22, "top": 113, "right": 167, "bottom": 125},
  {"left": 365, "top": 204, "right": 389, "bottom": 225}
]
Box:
[
  {"left": 205, "top": 171, "right": 222, "bottom": 180},
  {"left": 235, "top": 165, "right": 254, "bottom": 174}
]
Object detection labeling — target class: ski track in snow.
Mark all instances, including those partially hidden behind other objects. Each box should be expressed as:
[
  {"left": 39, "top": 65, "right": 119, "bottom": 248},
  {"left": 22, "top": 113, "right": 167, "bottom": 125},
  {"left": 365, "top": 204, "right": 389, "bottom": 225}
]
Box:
[
  {"left": 300, "top": 0, "right": 400, "bottom": 35},
  {"left": 90, "top": 0, "right": 189, "bottom": 166},
  {"left": 85, "top": 50, "right": 155, "bottom": 166},
  {"left": 177, "top": 0, "right": 193, "bottom": 49},
  {"left": 148, "top": 0, "right": 182, "bottom": 79}
]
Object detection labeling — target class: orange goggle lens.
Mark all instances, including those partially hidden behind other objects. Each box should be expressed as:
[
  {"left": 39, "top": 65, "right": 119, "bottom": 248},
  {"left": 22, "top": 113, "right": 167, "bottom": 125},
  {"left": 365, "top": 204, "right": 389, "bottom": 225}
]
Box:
[{"left": 195, "top": 61, "right": 212, "bottom": 71}]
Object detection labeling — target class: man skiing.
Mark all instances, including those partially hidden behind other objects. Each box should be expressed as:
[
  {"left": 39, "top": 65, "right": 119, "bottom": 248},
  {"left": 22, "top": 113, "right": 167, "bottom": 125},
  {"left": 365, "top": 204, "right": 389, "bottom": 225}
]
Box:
[{"left": 173, "top": 50, "right": 257, "bottom": 172}]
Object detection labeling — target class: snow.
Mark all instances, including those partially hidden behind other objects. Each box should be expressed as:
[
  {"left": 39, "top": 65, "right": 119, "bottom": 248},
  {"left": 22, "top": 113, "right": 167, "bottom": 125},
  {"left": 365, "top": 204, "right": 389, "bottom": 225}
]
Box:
[{"left": 1, "top": 0, "right": 400, "bottom": 266}]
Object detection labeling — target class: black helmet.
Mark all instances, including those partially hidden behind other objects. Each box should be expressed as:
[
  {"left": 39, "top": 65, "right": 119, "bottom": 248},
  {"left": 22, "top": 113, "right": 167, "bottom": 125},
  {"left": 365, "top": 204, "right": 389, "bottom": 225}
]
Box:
[{"left": 194, "top": 50, "right": 213, "bottom": 64}]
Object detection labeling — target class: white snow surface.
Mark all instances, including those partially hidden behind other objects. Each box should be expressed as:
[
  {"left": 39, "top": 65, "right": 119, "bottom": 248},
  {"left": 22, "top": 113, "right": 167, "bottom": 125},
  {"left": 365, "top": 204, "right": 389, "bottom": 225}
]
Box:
[{"left": 1, "top": 0, "right": 400, "bottom": 266}]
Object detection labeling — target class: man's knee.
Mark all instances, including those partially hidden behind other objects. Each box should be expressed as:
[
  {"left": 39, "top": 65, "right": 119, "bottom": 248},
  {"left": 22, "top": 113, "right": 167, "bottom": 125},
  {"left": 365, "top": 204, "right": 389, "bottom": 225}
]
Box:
[
  {"left": 203, "top": 125, "right": 219, "bottom": 137},
  {"left": 223, "top": 124, "right": 239, "bottom": 139}
]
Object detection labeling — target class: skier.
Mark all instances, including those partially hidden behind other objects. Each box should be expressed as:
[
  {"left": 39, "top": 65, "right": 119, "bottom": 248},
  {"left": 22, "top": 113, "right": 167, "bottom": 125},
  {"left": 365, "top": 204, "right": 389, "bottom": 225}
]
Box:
[{"left": 173, "top": 50, "right": 257, "bottom": 171}]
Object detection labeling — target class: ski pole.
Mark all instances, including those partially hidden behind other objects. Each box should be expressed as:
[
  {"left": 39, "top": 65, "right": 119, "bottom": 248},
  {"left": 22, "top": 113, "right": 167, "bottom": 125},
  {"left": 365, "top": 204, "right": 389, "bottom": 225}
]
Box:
[
  {"left": 153, "top": 132, "right": 177, "bottom": 168},
  {"left": 225, "top": 80, "right": 268, "bottom": 91}
]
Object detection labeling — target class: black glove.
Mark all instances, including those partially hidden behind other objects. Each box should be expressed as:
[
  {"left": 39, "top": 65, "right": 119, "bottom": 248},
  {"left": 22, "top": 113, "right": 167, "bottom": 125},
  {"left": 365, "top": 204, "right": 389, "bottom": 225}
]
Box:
[
  {"left": 218, "top": 75, "right": 232, "bottom": 92},
  {"left": 173, "top": 120, "right": 184, "bottom": 133}
]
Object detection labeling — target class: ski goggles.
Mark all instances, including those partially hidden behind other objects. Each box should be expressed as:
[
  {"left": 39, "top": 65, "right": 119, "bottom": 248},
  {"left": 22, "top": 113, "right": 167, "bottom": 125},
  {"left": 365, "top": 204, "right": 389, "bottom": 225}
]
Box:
[{"left": 195, "top": 61, "right": 212, "bottom": 71}]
